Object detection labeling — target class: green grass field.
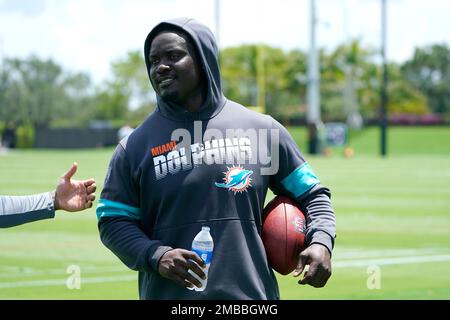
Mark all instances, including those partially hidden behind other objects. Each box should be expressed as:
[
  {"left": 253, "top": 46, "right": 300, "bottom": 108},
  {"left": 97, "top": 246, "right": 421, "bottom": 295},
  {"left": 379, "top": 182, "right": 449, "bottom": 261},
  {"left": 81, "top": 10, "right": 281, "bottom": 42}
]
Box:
[{"left": 0, "top": 126, "right": 449, "bottom": 299}]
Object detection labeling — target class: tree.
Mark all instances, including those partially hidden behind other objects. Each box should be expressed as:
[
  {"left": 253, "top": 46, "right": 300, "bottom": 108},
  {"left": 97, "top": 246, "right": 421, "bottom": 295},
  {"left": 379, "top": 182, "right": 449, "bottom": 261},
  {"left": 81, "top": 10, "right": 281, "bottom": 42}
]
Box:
[
  {"left": 221, "top": 45, "right": 258, "bottom": 107},
  {"left": 220, "top": 45, "right": 307, "bottom": 120},
  {"left": 53, "top": 72, "right": 97, "bottom": 128},
  {"left": 320, "top": 40, "right": 380, "bottom": 120},
  {"left": 402, "top": 44, "right": 450, "bottom": 114},
  {"left": 93, "top": 50, "right": 156, "bottom": 124},
  {"left": 387, "top": 63, "right": 429, "bottom": 115},
  {"left": 0, "top": 56, "right": 97, "bottom": 129},
  {"left": 0, "top": 56, "right": 64, "bottom": 128},
  {"left": 320, "top": 40, "right": 429, "bottom": 121}
]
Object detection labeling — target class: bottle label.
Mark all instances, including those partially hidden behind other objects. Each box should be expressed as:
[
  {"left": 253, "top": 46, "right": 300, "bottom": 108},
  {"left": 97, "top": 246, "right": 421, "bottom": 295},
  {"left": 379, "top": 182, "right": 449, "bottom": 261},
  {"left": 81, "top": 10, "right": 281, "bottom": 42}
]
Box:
[{"left": 192, "top": 248, "right": 213, "bottom": 265}]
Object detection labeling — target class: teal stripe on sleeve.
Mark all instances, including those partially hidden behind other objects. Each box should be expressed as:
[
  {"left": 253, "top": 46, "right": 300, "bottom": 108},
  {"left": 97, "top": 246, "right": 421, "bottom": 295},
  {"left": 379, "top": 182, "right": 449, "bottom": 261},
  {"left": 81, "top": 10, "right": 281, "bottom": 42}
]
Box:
[
  {"left": 281, "top": 163, "right": 320, "bottom": 198},
  {"left": 96, "top": 199, "right": 141, "bottom": 221}
]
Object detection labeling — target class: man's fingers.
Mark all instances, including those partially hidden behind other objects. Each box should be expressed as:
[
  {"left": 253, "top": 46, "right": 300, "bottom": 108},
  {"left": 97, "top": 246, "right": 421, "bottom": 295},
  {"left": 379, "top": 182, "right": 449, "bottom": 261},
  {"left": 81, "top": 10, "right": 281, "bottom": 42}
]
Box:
[
  {"left": 295, "top": 244, "right": 333, "bottom": 287},
  {"left": 299, "top": 262, "right": 318, "bottom": 285},
  {"left": 184, "top": 251, "right": 206, "bottom": 268},
  {"left": 187, "top": 259, "right": 206, "bottom": 280},
  {"left": 172, "top": 270, "right": 192, "bottom": 288},
  {"left": 170, "top": 271, "right": 193, "bottom": 289},
  {"left": 310, "top": 265, "right": 332, "bottom": 288},
  {"left": 293, "top": 253, "right": 308, "bottom": 277},
  {"left": 171, "top": 261, "right": 201, "bottom": 288},
  {"left": 62, "top": 163, "right": 78, "bottom": 181},
  {"left": 177, "top": 251, "right": 205, "bottom": 288},
  {"left": 183, "top": 269, "right": 203, "bottom": 288},
  {"left": 87, "top": 184, "right": 97, "bottom": 195},
  {"left": 303, "top": 269, "right": 328, "bottom": 288},
  {"left": 311, "top": 272, "right": 327, "bottom": 288},
  {"left": 299, "top": 262, "right": 331, "bottom": 288},
  {"left": 184, "top": 280, "right": 194, "bottom": 289},
  {"left": 85, "top": 201, "right": 93, "bottom": 209},
  {"left": 299, "top": 272, "right": 312, "bottom": 285},
  {"left": 83, "top": 179, "right": 96, "bottom": 187},
  {"left": 158, "top": 249, "right": 207, "bottom": 289},
  {"left": 87, "top": 194, "right": 96, "bottom": 202}
]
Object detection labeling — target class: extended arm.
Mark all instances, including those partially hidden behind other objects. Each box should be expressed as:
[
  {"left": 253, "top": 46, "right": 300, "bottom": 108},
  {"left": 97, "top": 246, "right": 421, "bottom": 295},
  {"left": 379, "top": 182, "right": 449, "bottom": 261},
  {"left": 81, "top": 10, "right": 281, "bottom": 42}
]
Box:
[
  {"left": 0, "top": 192, "right": 55, "bottom": 228},
  {"left": 0, "top": 163, "right": 96, "bottom": 228}
]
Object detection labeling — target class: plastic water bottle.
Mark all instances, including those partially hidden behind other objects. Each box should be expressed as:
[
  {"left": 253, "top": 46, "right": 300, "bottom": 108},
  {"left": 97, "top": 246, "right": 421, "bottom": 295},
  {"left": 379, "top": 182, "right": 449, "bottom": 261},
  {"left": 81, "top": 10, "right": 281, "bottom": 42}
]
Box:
[{"left": 187, "top": 226, "right": 213, "bottom": 292}]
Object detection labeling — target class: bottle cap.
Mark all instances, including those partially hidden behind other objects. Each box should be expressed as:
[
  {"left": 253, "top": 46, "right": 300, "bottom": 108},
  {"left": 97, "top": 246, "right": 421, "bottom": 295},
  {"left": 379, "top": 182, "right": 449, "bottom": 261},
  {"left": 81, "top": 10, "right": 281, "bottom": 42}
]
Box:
[{"left": 202, "top": 226, "right": 210, "bottom": 232}]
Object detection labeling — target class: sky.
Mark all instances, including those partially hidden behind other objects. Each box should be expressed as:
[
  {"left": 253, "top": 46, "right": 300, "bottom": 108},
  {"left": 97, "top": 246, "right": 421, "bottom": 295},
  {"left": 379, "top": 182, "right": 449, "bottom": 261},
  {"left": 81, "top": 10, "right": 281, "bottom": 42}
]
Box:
[{"left": 0, "top": 0, "right": 449, "bottom": 84}]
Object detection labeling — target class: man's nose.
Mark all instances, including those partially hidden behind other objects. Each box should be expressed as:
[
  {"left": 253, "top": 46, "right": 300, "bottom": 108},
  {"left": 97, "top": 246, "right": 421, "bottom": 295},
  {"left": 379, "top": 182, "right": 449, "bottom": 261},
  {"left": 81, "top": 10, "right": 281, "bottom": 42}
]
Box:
[{"left": 156, "top": 61, "right": 171, "bottom": 73}]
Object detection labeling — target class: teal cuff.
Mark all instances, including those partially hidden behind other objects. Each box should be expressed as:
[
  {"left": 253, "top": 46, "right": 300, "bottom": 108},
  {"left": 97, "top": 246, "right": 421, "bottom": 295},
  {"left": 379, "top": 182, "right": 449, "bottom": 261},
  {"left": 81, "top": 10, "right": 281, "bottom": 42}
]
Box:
[
  {"left": 96, "top": 198, "right": 141, "bottom": 220},
  {"left": 281, "top": 163, "right": 320, "bottom": 198}
]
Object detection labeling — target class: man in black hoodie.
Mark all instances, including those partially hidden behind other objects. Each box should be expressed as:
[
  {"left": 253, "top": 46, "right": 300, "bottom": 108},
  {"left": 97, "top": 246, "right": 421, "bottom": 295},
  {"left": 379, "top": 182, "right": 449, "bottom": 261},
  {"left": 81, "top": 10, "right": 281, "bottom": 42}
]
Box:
[{"left": 97, "top": 18, "right": 336, "bottom": 300}]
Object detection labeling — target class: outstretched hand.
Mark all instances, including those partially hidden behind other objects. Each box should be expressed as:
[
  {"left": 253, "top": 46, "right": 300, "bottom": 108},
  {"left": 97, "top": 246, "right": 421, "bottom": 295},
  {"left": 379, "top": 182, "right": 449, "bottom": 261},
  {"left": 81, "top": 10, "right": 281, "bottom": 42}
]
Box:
[
  {"left": 293, "top": 243, "right": 332, "bottom": 288},
  {"left": 54, "top": 163, "right": 96, "bottom": 212}
]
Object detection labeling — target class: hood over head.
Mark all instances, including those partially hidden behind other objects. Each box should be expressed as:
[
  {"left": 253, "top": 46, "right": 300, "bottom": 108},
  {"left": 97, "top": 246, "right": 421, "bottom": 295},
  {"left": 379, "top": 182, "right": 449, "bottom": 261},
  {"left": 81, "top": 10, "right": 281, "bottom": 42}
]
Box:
[{"left": 144, "top": 18, "right": 226, "bottom": 121}]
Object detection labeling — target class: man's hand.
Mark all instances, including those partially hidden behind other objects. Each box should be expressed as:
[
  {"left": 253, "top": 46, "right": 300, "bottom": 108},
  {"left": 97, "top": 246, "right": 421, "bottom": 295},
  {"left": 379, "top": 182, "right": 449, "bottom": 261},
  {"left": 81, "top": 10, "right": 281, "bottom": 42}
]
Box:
[
  {"left": 158, "top": 249, "right": 206, "bottom": 289},
  {"left": 293, "top": 243, "right": 332, "bottom": 288},
  {"left": 54, "top": 163, "right": 96, "bottom": 212}
]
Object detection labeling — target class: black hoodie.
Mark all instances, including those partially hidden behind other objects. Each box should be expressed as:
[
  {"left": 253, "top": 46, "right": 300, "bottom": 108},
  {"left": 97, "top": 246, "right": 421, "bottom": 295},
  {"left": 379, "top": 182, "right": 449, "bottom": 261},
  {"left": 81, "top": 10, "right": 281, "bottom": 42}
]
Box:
[{"left": 97, "top": 18, "right": 336, "bottom": 300}]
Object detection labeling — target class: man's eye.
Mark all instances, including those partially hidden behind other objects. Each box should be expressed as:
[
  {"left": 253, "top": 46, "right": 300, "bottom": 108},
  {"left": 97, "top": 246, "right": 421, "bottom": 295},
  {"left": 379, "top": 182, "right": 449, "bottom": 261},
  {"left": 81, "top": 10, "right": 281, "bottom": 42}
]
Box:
[
  {"left": 170, "top": 53, "right": 181, "bottom": 60},
  {"left": 150, "top": 58, "right": 159, "bottom": 65}
]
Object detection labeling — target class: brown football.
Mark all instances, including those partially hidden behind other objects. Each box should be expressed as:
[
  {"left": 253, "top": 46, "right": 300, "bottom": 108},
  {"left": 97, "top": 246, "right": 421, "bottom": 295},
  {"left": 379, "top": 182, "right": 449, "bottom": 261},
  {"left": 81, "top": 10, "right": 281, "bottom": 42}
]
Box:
[{"left": 262, "top": 195, "right": 307, "bottom": 275}]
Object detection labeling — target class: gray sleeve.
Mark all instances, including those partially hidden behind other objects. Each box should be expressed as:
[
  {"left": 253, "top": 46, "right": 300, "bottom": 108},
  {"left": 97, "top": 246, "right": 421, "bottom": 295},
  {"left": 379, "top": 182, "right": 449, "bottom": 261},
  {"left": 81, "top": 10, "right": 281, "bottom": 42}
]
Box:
[
  {"left": 0, "top": 192, "right": 55, "bottom": 228},
  {"left": 297, "top": 184, "right": 336, "bottom": 255}
]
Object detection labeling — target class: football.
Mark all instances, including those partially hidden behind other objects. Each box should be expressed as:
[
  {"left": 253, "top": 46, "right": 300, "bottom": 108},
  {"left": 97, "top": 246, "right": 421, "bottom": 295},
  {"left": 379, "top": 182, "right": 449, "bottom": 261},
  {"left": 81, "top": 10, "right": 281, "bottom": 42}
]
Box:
[{"left": 262, "top": 195, "right": 307, "bottom": 275}]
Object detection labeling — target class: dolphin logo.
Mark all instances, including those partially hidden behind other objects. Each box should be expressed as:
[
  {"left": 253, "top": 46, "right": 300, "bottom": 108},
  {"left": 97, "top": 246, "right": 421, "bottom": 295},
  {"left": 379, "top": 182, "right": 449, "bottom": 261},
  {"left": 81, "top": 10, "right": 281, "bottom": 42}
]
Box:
[{"left": 215, "top": 166, "right": 253, "bottom": 194}]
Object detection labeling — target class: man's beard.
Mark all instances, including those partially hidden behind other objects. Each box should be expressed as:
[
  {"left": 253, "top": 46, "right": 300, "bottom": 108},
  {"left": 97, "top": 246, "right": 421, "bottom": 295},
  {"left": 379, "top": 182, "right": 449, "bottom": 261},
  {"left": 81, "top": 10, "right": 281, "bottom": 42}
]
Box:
[{"left": 160, "top": 90, "right": 181, "bottom": 105}]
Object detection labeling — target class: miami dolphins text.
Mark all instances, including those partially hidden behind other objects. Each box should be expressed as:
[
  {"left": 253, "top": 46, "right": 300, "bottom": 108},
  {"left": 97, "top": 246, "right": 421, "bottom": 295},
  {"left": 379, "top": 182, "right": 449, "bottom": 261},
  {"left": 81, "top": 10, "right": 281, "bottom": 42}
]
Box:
[{"left": 153, "top": 138, "right": 252, "bottom": 180}]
